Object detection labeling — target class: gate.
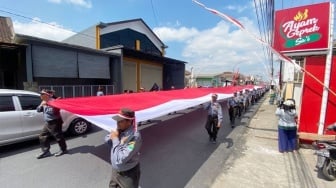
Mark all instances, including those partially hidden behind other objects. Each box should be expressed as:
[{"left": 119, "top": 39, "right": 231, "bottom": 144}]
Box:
[{"left": 38, "top": 85, "right": 115, "bottom": 98}]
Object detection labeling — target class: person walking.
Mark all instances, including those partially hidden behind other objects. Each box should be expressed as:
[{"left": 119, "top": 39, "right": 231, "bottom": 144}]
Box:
[
  {"left": 204, "top": 93, "right": 223, "bottom": 143},
  {"left": 227, "top": 92, "right": 238, "bottom": 128},
  {"left": 275, "top": 99, "right": 298, "bottom": 153},
  {"left": 36, "top": 89, "right": 67, "bottom": 159},
  {"left": 105, "top": 108, "right": 142, "bottom": 188}
]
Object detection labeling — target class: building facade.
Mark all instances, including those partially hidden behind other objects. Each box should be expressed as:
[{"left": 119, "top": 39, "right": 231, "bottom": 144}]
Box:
[
  {"left": 0, "top": 17, "right": 186, "bottom": 95},
  {"left": 64, "top": 18, "right": 186, "bottom": 92},
  {"left": 274, "top": 2, "right": 336, "bottom": 138}
]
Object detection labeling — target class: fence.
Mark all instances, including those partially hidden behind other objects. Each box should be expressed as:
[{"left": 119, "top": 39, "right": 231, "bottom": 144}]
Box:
[{"left": 38, "top": 85, "right": 115, "bottom": 98}]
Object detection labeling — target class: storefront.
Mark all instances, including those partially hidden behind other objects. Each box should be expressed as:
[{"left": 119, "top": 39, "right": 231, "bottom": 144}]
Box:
[{"left": 273, "top": 2, "right": 336, "bottom": 139}]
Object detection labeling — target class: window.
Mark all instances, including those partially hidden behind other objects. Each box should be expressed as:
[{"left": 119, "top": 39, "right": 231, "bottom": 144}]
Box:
[
  {"left": 19, "top": 95, "right": 41, "bottom": 110},
  {"left": 0, "top": 96, "right": 15, "bottom": 112},
  {"left": 293, "top": 58, "right": 304, "bottom": 83}
]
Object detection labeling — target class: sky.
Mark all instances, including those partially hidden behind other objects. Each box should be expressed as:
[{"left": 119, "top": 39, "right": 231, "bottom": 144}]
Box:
[{"left": 0, "top": 0, "right": 335, "bottom": 81}]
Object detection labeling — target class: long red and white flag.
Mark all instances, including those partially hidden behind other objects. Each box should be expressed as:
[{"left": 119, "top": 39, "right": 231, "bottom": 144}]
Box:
[{"left": 50, "top": 85, "right": 259, "bottom": 131}]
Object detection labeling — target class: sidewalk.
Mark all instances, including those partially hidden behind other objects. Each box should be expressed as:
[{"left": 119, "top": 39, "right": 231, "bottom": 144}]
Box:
[{"left": 211, "top": 97, "right": 334, "bottom": 188}]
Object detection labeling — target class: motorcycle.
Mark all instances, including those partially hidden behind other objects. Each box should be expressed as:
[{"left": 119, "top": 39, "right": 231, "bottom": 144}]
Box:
[{"left": 313, "top": 123, "right": 336, "bottom": 181}]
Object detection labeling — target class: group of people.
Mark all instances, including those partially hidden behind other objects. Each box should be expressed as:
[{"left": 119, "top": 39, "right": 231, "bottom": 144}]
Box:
[
  {"left": 227, "top": 88, "right": 266, "bottom": 128},
  {"left": 202, "top": 86, "right": 299, "bottom": 154},
  {"left": 35, "top": 89, "right": 141, "bottom": 187},
  {"left": 203, "top": 87, "right": 268, "bottom": 143},
  {"left": 36, "top": 87, "right": 279, "bottom": 187}
]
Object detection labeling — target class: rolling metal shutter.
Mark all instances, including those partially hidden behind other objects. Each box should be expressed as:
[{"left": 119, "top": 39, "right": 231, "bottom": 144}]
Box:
[
  {"left": 123, "top": 61, "right": 137, "bottom": 92},
  {"left": 140, "top": 63, "right": 162, "bottom": 90},
  {"left": 78, "top": 53, "right": 110, "bottom": 78},
  {"left": 32, "top": 46, "right": 110, "bottom": 79},
  {"left": 32, "top": 45, "right": 77, "bottom": 78}
]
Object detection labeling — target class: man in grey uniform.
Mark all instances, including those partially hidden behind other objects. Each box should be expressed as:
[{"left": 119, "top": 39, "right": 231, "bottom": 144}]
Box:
[
  {"left": 204, "top": 93, "right": 223, "bottom": 143},
  {"left": 105, "top": 108, "right": 142, "bottom": 188},
  {"left": 36, "top": 89, "right": 67, "bottom": 159}
]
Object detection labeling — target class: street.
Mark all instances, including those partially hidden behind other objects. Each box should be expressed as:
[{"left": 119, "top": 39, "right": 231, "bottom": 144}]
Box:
[
  {"left": 0, "top": 101, "right": 242, "bottom": 188},
  {"left": 2, "top": 98, "right": 334, "bottom": 188}
]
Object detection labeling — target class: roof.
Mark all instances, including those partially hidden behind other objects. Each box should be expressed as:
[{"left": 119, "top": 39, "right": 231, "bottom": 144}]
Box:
[
  {"left": 0, "top": 41, "right": 26, "bottom": 50},
  {"left": 62, "top": 18, "right": 167, "bottom": 56},
  {"left": 97, "top": 18, "right": 165, "bottom": 50},
  {"left": 122, "top": 47, "right": 187, "bottom": 65},
  {"left": 15, "top": 34, "right": 121, "bottom": 57},
  {"left": 0, "top": 16, "right": 14, "bottom": 43}
]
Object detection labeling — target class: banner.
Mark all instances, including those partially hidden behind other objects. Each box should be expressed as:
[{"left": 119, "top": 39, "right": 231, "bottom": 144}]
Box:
[
  {"left": 273, "top": 2, "right": 331, "bottom": 53},
  {"left": 51, "top": 85, "right": 259, "bottom": 131}
]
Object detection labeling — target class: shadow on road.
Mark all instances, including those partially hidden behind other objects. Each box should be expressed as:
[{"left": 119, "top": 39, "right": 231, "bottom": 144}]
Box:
[
  {"left": 67, "top": 144, "right": 110, "bottom": 163},
  {"left": 0, "top": 126, "right": 103, "bottom": 158},
  {"left": 139, "top": 105, "right": 237, "bottom": 188}
]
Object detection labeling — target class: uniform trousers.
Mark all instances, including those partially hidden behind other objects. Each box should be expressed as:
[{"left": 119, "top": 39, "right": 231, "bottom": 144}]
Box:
[
  {"left": 278, "top": 127, "right": 297, "bottom": 152},
  {"left": 205, "top": 115, "right": 219, "bottom": 141},
  {"left": 39, "top": 118, "right": 67, "bottom": 152},
  {"left": 228, "top": 106, "right": 236, "bottom": 124},
  {"left": 109, "top": 163, "right": 140, "bottom": 188}
]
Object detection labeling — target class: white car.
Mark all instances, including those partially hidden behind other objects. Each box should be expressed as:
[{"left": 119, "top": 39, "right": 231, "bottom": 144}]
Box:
[{"left": 0, "top": 89, "right": 91, "bottom": 146}]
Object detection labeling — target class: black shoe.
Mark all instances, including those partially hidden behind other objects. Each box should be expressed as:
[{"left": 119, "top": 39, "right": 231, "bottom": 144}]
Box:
[
  {"left": 212, "top": 139, "right": 217, "bottom": 144},
  {"left": 36, "top": 151, "right": 52, "bottom": 159},
  {"left": 54, "top": 150, "right": 67, "bottom": 157}
]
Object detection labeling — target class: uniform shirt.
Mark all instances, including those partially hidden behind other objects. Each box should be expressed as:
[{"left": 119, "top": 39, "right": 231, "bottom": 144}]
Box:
[
  {"left": 238, "top": 94, "right": 244, "bottom": 103},
  {"left": 105, "top": 127, "right": 142, "bottom": 172},
  {"left": 205, "top": 102, "right": 223, "bottom": 123},
  {"left": 275, "top": 108, "right": 297, "bottom": 130},
  {"left": 228, "top": 97, "right": 238, "bottom": 107},
  {"left": 245, "top": 92, "right": 252, "bottom": 102},
  {"left": 36, "top": 98, "right": 61, "bottom": 121},
  {"left": 243, "top": 93, "right": 249, "bottom": 104}
]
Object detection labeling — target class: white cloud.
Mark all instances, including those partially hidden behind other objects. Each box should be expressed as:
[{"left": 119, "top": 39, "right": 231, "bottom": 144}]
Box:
[
  {"left": 48, "top": 0, "right": 62, "bottom": 3},
  {"left": 48, "top": 0, "right": 92, "bottom": 8},
  {"left": 153, "top": 26, "right": 199, "bottom": 42},
  {"left": 11, "top": 15, "right": 270, "bottom": 78},
  {"left": 225, "top": 5, "right": 249, "bottom": 13},
  {"left": 155, "top": 18, "right": 269, "bottom": 76},
  {"left": 13, "top": 18, "right": 75, "bottom": 42}
]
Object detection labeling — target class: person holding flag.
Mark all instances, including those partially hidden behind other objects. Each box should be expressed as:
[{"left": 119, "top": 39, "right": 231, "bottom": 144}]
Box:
[
  {"left": 204, "top": 93, "right": 223, "bottom": 143},
  {"left": 36, "top": 89, "right": 67, "bottom": 159},
  {"left": 105, "top": 108, "right": 142, "bottom": 188}
]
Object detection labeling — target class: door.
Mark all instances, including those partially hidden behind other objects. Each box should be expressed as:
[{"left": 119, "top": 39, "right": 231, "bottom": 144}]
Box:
[
  {"left": 17, "top": 95, "right": 45, "bottom": 137},
  {"left": 0, "top": 96, "right": 23, "bottom": 144}
]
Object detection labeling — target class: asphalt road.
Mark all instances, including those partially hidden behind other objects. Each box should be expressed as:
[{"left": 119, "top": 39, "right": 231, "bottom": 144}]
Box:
[{"left": 0, "top": 101, "right": 248, "bottom": 188}]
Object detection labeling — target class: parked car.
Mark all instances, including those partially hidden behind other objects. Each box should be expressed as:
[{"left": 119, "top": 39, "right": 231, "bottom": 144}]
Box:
[{"left": 0, "top": 89, "right": 91, "bottom": 146}]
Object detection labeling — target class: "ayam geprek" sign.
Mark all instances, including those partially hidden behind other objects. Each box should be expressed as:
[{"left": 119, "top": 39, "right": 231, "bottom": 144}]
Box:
[{"left": 273, "top": 2, "right": 331, "bottom": 53}]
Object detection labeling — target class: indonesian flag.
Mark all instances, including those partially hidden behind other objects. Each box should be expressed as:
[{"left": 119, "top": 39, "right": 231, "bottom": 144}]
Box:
[{"left": 49, "top": 85, "right": 260, "bottom": 132}]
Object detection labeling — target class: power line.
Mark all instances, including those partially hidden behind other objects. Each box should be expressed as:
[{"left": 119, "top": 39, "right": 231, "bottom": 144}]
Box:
[
  {"left": 253, "top": 0, "right": 274, "bottom": 78},
  {"left": 150, "top": 0, "right": 159, "bottom": 27},
  {"left": 0, "top": 8, "right": 118, "bottom": 46},
  {"left": 0, "top": 9, "right": 64, "bottom": 31}
]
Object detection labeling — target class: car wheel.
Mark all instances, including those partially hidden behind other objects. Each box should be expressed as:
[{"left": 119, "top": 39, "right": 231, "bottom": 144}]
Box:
[{"left": 69, "top": 118, "right": 91, "bottom": 135}]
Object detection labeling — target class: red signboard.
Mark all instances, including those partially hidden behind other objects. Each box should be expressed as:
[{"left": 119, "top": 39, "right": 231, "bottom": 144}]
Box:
[{"left": 273, "top": 2, "right": 331, "bottom": 53}]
